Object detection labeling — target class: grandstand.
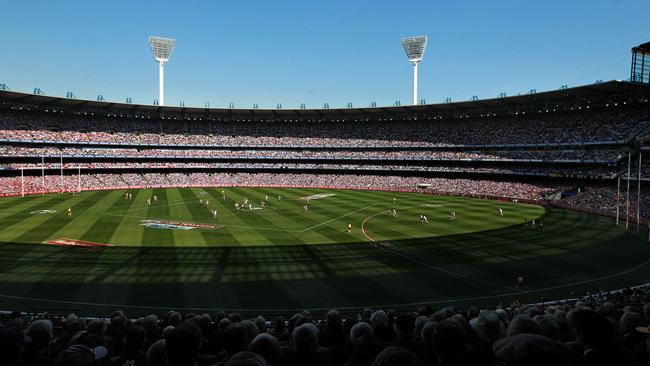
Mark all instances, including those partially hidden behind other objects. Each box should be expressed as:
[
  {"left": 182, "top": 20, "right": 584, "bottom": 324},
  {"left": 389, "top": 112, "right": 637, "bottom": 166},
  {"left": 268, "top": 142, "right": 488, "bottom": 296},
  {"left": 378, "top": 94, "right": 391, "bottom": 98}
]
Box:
[
  {"left": 2, "top": 16, "right": 650, "bottom": 364},
  {"left": 1, "top": 79, "right": 650, "bottom": 364}
]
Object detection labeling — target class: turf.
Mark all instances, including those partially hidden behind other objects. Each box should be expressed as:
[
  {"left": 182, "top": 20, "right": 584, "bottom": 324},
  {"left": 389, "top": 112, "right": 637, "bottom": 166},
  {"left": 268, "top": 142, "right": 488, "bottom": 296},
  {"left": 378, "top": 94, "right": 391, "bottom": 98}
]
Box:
[{"left": 0, "top": 187, "right": 648, "bottom": 315}]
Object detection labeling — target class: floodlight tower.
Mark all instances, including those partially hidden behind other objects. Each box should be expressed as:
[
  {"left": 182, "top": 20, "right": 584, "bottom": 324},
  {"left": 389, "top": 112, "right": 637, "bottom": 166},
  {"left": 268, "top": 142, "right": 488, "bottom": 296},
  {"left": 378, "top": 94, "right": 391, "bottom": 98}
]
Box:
[
  {"left": 148, "top": 36, "right": 176, "bottom": 106},
  {"left": 401, "top": 36, "right": 427, "bottom": 105}
]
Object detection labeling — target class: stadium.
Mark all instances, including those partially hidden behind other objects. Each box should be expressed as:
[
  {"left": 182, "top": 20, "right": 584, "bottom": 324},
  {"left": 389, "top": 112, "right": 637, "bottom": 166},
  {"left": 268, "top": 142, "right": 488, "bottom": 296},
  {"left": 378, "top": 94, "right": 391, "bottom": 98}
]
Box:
[{"left": 2, "top": 3, "right": 650, "bottom": 365}]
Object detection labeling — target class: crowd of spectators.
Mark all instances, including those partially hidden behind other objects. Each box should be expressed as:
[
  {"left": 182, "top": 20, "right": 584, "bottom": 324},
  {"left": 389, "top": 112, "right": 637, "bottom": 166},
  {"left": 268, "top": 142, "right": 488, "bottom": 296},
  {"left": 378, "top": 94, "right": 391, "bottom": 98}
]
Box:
[
  {"left": 0, "top": 146, "right": 624, "bottom": 162},
  {"left": 1, "top": 105, "right": 648, "bottom": 147},
  {"left": 0, "top": 173, "right": 562, "bottom": 201},
  {"left": 7, "top": 172, "right": 650, "bottom": 219},
  {"left": 557, "top": 184, "right": 650, "bottom": 221},
  {"left": 3, "top": 284, "right": 650, "bottom": 365},
  {"left": 0, "top": 162, "right": 618, "bottom": 178}
]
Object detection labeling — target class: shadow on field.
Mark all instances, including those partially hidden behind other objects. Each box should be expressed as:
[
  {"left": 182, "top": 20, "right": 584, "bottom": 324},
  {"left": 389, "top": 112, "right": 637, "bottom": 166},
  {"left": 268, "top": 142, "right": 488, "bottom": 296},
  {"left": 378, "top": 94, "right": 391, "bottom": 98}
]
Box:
[{"left": 0, "top": 208, "right": 648, "bottom": 315}]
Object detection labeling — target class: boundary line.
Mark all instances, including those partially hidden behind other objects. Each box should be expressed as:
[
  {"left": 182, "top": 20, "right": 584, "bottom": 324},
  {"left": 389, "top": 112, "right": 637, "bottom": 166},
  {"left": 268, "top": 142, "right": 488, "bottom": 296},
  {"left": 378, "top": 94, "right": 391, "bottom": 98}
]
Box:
[
  {"left": 0, "top": 259, "right": 647, "bottom": 312},
  {"left": 360, "top": 209, "right": 514, "bottom": 291}
]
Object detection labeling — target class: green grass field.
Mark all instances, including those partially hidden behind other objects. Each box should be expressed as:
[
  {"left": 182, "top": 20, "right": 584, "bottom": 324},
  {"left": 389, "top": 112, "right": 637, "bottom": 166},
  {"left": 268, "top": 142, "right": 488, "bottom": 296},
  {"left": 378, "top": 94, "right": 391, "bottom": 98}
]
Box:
[{"left": 0, "top": 187, "right": 648, "bottom": 315}]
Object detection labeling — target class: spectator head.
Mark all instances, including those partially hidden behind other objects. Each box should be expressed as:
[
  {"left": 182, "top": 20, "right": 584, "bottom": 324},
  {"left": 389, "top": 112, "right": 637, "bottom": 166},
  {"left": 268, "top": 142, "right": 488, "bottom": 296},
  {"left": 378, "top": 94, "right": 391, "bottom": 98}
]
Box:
[
  {"left": 473, "top": 310, "right": 502, "bottom": 343},
  {"left": 492, "top": 333, "right": 569, "bottom": 366},
  {"left": 371, "top": 346, "right": 421, "bottom": 366},
  {"left": 553, "top": 310, "right": 567, "bottom": 326},
  {"left": 273, "top": 316, "right": 285, "bottom": 334},
  {"left": 241, "top": 319, "right": 259, "bottom": 345},
  {"left": 109, "top": 314, "right": 127, "bottom": 334},
  {"left": 393, "top": 313, "right": 416, "bottom": 342},
  {"left": 326, "top": 309, "right": 341, "bottom": 327},
  {"left": 619, "top": 312, "right": 644, "bottom": 346},
  {"left": 432, "top": 319, "right": 465, "bottom": 364},
  {"left": 495, "top": 308, "right": 509, "bottom": 326},
  {"left": 165, "top": 322, "right": 202, "bottom": 366},
  {"left": 57, "top": 331, "right": 108, "bottom": 366},
  {"left": 362, "top": 308, "right": 373, "bottom": 322},
  {"left": 125, "top": 325, "right": 147, "bottom": 352},
  {"left": 350, "top": 322, "right": 374, "bottom": 343},
  {"left": 248, "top": 333, "right": 280, "bottom": 366},
  {"left": 291, "top": 323, "right": 319, "bottom": 355},
  {"left": 26, "top": 319, "right": 53, "bottom": 348},
  {"left": 421, "top": 321, "right": 436, "bottom": 351},
  {"left": 414, "top": 316, "right": 429, "bottom": 340},
  {"left": 223, "top": 323, "right": 249, "bottom": 357},
  {"left": 507, "top": 314, "right": 540, "bottom": 337},
  {"left": 215, "top": 311, "right": 226, "bottom": 322},
  {"left": 224, "top": 351, "right": 267, "bottom": 366},
  {"left": 597, "top": 302, "right": 617, "bottom": 319},
  {"left": 168, "top": 312, "right": 182, "bottom": 327},
  {"left": 199, "top": 313, "right": 212, "bottom": 330},
  {"left": 370, "top": 310, "right": 388, "bottom": 327},
  {"left": 255, "top": 315, "right": 266, "bottom": 334},
  {"left": 349, "top": 334, "right": 384, "bottom": 366},
  {"left": 147, "top": 339, "right": 167, "bottom": 366},
  {"left": 67, "top": 319, "right": 87, "bottom": 338},
  {"left": 87, "top": 319, "right": 107, "bottom": 335},
  {"left": 533, "top": 315, "right": 559, "bottom": 340},
  {"left": 432, "top": 307, "right": 455, "bottom": 322},
  {"left": 162, "top": 325, "right": 175, "bottom": 339},
  {"left": 141, "top": 314, "right": 159, "bottom": 332},
  {"left": 219, "top": 317, "right": 232, "bottom": 332},
  {"left": 643, "top": 303, "right": 650, "bottom": 320}
]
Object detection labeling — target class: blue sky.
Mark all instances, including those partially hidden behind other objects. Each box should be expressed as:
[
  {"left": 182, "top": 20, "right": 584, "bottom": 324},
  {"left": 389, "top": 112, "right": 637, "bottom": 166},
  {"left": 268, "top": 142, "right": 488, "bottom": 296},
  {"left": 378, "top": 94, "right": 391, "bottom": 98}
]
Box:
[{"left": 0, "top": 0, "right": 647, "bottom": 108}]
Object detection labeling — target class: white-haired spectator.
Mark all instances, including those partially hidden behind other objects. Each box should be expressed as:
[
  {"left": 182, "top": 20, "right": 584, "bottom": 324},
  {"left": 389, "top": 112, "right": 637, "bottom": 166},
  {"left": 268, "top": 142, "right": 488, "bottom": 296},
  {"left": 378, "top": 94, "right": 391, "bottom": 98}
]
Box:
[{"left": 23, "top": 319, "right": 53, "bottom": 365}]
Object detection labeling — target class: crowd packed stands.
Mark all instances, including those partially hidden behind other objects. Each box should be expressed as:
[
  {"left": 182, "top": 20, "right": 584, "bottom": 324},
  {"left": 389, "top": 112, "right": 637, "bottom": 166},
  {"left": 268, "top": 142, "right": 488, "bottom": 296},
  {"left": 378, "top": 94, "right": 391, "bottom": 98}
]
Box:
[
  {"left": 0, "top": 163, "right": 619, "bottom": 178},
  {"left": 1, "top": 105, "right": 648, "bottom": 147},
  {"left": 1, "top": 79, "right": 650, "bottom": 366},
  {"left": 0, "top": 173, "right": 561, "bottom": 201},
  {"left": 3, "top": 284, "right": 650, "bottom": 365},
  {"left": 0, "top": 146, "right": 624, "bottom": 162}
]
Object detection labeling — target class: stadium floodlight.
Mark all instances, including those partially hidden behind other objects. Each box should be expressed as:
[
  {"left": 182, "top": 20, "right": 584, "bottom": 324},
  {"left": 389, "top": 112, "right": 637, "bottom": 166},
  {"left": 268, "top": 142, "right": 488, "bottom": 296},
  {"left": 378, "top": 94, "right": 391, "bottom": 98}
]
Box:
[
  {"left": 148, "top": 36, "right": 176, "bottom": 106},
  {"left": 401, "top": 35, "right": 427, "bottom": 105}
]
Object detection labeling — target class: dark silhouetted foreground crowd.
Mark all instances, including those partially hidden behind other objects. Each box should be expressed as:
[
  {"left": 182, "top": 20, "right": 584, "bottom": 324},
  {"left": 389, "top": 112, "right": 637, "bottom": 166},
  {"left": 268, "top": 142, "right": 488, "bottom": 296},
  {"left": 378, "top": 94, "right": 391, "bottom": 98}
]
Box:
[{"left": 3, "top": 286, "right": 650, "bottom": 365}]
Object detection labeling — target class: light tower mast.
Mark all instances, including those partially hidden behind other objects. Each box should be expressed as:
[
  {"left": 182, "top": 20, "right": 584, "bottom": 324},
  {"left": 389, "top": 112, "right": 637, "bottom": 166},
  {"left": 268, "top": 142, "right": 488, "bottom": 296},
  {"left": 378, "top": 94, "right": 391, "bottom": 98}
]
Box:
[
  {"left": 148, "top": 36, "right": 176, "bottom": 106},
  {"left": 401, "top": 36, "right": 428, "bottom": 105}
]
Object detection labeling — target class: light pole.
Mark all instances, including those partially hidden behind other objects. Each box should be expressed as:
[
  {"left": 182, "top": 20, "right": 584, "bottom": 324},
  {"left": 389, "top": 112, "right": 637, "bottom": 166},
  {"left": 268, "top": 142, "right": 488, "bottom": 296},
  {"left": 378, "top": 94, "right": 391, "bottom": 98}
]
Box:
[
  {"left": 148, "top": 36, "right": 176, "bottom": 106},
  {"left": 401, "top": 36, "right": 428, "bottom": 105}
]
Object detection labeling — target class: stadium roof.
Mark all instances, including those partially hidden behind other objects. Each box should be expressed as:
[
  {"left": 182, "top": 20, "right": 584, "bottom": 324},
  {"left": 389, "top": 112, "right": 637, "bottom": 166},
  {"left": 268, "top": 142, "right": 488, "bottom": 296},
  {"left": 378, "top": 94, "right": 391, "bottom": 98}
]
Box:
[
  {"left": 0, "top": 80, "right": 648, "bottom": 120},
  {"left": 633, "top": 42, "right": 650, "bottom": 52}
]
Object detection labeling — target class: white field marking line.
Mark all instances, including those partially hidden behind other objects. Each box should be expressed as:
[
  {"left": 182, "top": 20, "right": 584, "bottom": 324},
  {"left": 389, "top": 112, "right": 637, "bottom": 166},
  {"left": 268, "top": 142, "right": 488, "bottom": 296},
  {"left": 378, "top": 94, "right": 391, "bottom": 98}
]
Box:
[
  {"left": 298, "top": 204, "right": 378, "bottom": 233},
  {"left": 360, "top": 209, "right": 516, "bottom": 291},
  {"left": 0, "top": 259, "right": 648, "bottom": 313}
]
